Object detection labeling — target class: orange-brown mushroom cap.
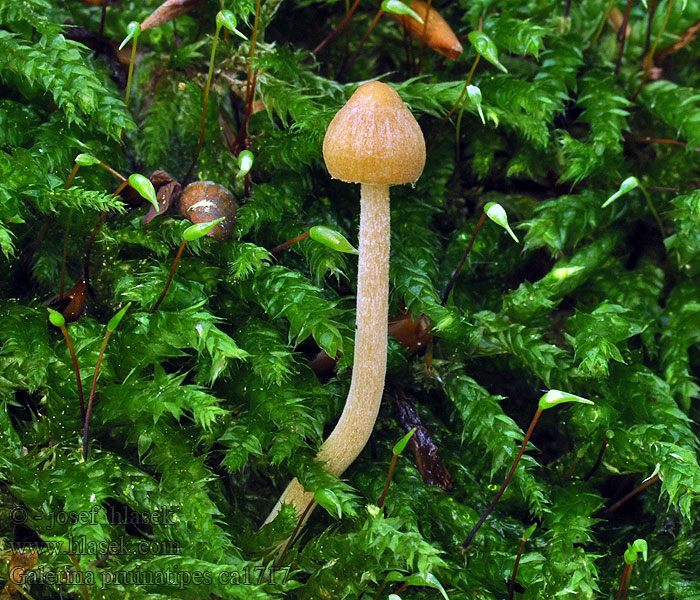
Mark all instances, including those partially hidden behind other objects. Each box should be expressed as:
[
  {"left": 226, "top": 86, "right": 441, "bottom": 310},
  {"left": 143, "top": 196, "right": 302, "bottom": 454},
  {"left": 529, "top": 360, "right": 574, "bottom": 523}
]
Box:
[{"left": 323, "top": 81, "right": 426, "bottom": 186}]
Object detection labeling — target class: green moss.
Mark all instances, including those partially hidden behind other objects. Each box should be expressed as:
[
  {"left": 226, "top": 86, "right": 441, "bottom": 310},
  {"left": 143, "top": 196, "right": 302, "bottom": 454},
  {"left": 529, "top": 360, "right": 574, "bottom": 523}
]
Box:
[{"left": 2, "top": 1, "right": 700, "bottom": 598}]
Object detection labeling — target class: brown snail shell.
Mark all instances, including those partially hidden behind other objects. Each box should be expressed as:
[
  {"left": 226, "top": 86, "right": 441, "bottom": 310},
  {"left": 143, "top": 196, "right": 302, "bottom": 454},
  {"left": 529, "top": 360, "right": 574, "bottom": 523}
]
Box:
[{"left": 178, "top": 181, "right": 236, "bottom": 242}]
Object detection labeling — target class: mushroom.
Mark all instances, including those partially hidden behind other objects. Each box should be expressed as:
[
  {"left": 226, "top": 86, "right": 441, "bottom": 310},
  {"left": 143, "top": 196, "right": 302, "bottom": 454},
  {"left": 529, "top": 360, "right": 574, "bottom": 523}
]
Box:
[{"left": 265, "top": 81, "right": 426, "bottom": 526}]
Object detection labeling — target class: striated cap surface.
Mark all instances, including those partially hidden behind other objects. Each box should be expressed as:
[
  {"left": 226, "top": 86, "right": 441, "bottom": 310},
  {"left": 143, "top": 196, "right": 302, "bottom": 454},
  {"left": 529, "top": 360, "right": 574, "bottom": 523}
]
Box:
[{"left": 323, "top": 81, "right": 426, "bottom": 186}]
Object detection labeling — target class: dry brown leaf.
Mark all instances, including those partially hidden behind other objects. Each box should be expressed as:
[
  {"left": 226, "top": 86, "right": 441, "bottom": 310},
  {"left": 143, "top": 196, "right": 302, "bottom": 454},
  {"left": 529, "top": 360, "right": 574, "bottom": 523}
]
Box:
[
  {"left": 388, "top": 309, "right": 432, "bottom": 353},
  {"left": 46, "top": 279, "right": 87, "bottom": 323},
  {"left": 394, "top": 389, "right": 453, "bottom": 491},
  {"left": 141, "top": 0, "right": 206, "bottom": 32},
  {"left": 1, "top": 551, "right": 38, "bottom": 599},
  {"left": 144, "top": 171, "right": 182, "bottom": 225}
]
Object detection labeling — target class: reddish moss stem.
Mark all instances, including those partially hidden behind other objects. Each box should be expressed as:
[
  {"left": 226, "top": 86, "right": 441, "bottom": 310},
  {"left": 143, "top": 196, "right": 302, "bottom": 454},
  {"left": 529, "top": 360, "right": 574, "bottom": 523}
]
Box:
[
  {"left": 83, "top": 210, "right": 107, "bottom": 287},
  {"left": 463, "top": 407, "right": 543, "bottom": 550},
  {"left": 83, "top": 330, "right": 112, "bottom": 460},
  {"left": 233, "top": 68, "right": 260, "bottom": 153},
  {"left": 60, "top": 324, "right": 85, "bottom": 423},
  {"left": 624, "top": 134, "right": 688, "bottom": 147},
  {"left": 341, "top": 8, "right": 385, "bottom": 78},
  {"left": 372, "top": 579, "right": 389, "bottom": 600},
  {"left": 183, "top": 25, "right": 221, "bottom": 182},
  {"left": 244, "top": 70, "right": 259, "bottom": 133},
  {"left": 416, "top": 0, "right": 433, "bottom": 73},
  {"left": 427, "top": 53, "right": 480, "bottom": 151},
  {"left": 313, "top": 0, "right": 362, "bottom": 55},
  {"left": 508, "top": 534, "right": 529, "bottom": 600},
  {"left": 634, "top": 0, "right": 673, "bottom": 99},
  {"left": 615, "top": 563, "right": 632, "bottom": 600},
  {"left": 270, "top": 231, "right": 310, "bottom": 254},
  {"left": 64, "top": 163, "right": 80, "bottom": 190},
  {"left": 642, "top": 0, "right": 658, "bottom": 57},
  {"left": 442, "top": 211, "right": 486, "bottom": 304},
  {"left": 151, "top": 240, "right": 187, "bottom": 313},
  {"left": 59, "top": 164, "right": 81, "bottom": 299},
  {"left": 377, "top": 453, "right": 399, "bottom": 509},
  {"left": 98, "top": 162, "right": 127, "bottom": 182},
  {"left": 602, "top": 474, "right": 660, "bottom": 515},
  {"left": 83, "top": 181, "right": 128, "bottom": 287},
  {"left": 614, "top": 0, "right": 632, "bottom": 74},
  {"left": 278, "top": 498, "right": 315, "bottom": 561},
  {"left": 237, "top": 0, "right": 263, "bottom": 150},
  {"left": 68, "top": 551, "right": 91, "bottom": 600},
  {"left": 583, "top": 436, "right": 609, "bottom": 481}
]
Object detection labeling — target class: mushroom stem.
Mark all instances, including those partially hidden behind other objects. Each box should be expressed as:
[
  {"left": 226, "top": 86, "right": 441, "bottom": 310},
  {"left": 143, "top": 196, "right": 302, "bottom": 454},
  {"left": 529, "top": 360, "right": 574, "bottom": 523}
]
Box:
[
  {"left": 319, "top": 183, "right": 390, "bottom": 470},
  {"left": 264, "top": 183, "right": 390, "bottom": 524}
]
